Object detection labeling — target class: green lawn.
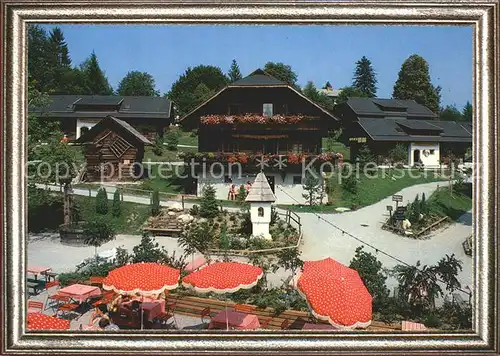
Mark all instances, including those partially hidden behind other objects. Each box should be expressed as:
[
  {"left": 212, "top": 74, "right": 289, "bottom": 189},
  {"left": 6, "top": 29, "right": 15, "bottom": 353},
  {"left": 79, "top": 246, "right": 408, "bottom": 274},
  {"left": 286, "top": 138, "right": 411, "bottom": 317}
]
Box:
[
  {"left": 321, "top": 139, "right": 351, "bottom": 161},
  {"left": 177, "top": 130, "right": 198, "bottom": 146},
  {"left": 427, "top": 183, "right": 472, "bottom": 220},
  {"left": 75, "top": 195, "right": 151, "bottom": 234}
]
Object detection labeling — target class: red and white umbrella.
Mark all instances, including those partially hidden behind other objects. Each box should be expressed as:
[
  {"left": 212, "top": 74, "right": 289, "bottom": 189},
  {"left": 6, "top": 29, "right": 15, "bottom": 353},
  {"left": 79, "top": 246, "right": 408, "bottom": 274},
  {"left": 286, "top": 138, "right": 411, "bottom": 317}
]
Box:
[
  {"left": 292, "top": 257, "right": 372, "bottom": 330},
  {"left": 103, "top": 262, "right": 180, "bottom": 330},
  {"left": 102, "top": 262, "right": 180, "bottom": 296},
  {"left": 182, "top": 261, "right": 263, "bottom": 329},
  {"left": 27, "top": 313, "right": 71, "bottom": 331}
]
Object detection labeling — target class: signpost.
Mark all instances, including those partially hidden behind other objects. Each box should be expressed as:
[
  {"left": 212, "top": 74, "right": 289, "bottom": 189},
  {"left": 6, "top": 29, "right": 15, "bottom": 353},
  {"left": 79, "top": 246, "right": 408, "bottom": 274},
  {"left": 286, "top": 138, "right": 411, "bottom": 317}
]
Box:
[
  {"left": 392, "top": 194, "right": 403, "bottom": 208},
  {"left": 386, "top": 205, "right": 393, "bottom": 221}
]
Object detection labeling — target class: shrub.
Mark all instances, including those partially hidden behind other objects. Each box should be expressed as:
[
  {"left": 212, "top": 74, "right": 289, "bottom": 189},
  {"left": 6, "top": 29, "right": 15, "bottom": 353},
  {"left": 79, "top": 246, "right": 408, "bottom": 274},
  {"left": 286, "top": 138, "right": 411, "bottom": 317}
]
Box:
[
  {"left": 115, "top": 246, "right": 130, "bottom": 267},
  {"left": 423, "top": 313, "right": 442, "bottom": 328},
  {"left": 112, "top": 189, "right": 121, "bottom": 217},
  {"left": 28, "top": 186, "right": 64, "bottom": 232},
  {"left": 95, "top": 188, "right": 108, "bottom": 215},
  {"left": 388, "top": 143, "right": 408, "bottom": 164},
  {"left": 57, "top": 272, "right": 87, "bottom": 286},
  {"left": 153, "top": 135, "right": 164, "bottom": 156},
  {"left": 165, "top": 129, "right": 180, "bottom": 151},
  {"left": 189, "top": 204, "right": 199, "bottom": 216},
  {"left": 151, "top": 189, "right": 161, "bottom": 216},
  {"left": 199, "top": 184, "right": 219, "bottom": 219},
  {"left": 161, "top": 249, "right": 188, "bottom": 270},
  {"left": 132, "top": 233, "right": 164, "bottom": 263},
  {"left": 270, "top": 206, "right": 279, "bottom": 225}
]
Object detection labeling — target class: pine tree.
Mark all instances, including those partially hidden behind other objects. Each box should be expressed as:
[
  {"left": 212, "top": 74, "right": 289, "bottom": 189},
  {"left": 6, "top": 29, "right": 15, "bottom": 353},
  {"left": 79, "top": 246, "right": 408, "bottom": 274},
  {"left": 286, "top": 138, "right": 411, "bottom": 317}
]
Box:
[
  {"left": 151, "top": 189, "right": 161, "bottom": 216},
  {"left": 462, "top": 102, "right": 473, "bottom": 121},
  {"left": 48, "top": 27, "right": 71, "bottom": 68},
  {"left": 112, "top": 189, "right": 121, "bottom": 217},
  {"left": 95, "top": 188, "right": 108, "bottom": 215},
  {"left": 302, "top": 172, "right": 322, "bottom": 206},
  {"left": 352, "top": 56, "right": 377, "bottom": 97},
  {"left": 227, "top": 59, "right": 242, "bottom": 82},
  {"left": 420, "top": 192, "right": 427, "bottom": 215},
  {"left": 393, "top": 54, "right": 441, "bottom": 114},
  {"left": 80, "top": 51, "right": 113, "bottom": 95},
  {"left": 199, "top": 184, "right": 219, "bottom": 219}
]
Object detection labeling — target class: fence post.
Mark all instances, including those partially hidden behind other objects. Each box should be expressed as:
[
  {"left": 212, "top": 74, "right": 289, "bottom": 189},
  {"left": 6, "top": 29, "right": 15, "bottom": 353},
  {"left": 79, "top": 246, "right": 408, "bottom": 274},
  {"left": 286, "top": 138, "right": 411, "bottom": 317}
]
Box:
[
  {"left": 121, "top": 190, "right": 124, "bottom": 201},
  {"left": 150, "top": 192, "right": 153, "bottom": 205},
  {"left": 182, "top": 195, "right": 185, "bottom": 210},
  {"left": 88, "top": 188, "right": 91, "bottom": 197}
]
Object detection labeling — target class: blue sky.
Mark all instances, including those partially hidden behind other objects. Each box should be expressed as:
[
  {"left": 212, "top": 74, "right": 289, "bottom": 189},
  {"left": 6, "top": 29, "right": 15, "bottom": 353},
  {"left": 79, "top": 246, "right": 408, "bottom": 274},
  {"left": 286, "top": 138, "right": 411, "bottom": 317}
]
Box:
[{"left": 40, "top": 24, "right": 473, "bottom": 108}]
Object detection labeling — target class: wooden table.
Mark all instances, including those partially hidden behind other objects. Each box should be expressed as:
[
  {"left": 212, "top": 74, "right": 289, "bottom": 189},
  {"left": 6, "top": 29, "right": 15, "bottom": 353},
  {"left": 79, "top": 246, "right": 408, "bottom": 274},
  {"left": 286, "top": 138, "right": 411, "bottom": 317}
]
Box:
[{"left": 209, "top": 310, "right": 261, "bottom": 330}]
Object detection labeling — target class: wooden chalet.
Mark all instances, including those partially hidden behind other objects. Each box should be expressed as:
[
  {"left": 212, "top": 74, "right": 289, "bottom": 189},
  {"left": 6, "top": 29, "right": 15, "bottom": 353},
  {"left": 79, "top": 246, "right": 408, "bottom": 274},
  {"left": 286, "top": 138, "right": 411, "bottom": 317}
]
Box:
[
  {"left": 181, "top": 69, "right": 339, "bottom": 156},
  {"left": 76, "top": 115, "right": 152, "bottom": 182},
  {"left": 179, "top": 69, "right": 340, "bottom": 203}
]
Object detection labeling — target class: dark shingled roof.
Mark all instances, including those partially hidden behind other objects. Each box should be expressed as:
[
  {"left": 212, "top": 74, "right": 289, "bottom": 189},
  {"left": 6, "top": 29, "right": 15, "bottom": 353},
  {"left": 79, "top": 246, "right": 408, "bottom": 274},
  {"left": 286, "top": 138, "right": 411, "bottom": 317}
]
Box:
[
  {"left": 229, "top": 69, "right": 286, "bottom": 87},
  {"left": 347, "top": 98, "right": 438, "bottom": 118},
  {"left": 76, "top": 115, "right": 152, "bottom": 145},
  {"left": 31, "top": 95, "right": 172, "bottom": 119},
  {"left": 358, "top": 118, "right": 472, "bottom": 143}
]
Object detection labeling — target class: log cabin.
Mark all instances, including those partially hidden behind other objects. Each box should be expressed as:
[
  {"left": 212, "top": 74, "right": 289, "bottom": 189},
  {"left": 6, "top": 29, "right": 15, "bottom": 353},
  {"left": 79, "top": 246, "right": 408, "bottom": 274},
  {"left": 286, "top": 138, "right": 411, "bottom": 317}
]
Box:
[
  {"left": 179, "top": 69, "right": 340, "bottom": 204},
  {"left": 76, "top": 115, "right": 152, "bottom": 182}
]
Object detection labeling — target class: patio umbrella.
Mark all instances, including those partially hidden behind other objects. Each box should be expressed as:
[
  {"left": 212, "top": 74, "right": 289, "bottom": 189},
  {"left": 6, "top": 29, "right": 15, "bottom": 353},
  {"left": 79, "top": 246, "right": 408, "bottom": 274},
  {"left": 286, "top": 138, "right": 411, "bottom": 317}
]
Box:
[
  {"left": 182, "top": 261, "right": 263, "bottom": 330},
  {"left": 27, "top": 313, "right": 71, "bottom": 331},
  {"left": 292, "top": 257, "right": 372, "bottom": 330},
  {"left": 102, "top": 262, "right": 181, "bottom": 329}
]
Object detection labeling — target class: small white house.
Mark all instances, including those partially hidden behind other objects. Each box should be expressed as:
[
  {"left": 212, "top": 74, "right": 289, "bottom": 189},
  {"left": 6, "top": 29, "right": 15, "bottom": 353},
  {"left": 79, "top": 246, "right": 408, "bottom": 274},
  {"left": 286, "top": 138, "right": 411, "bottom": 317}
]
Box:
[{"left": 245, "top": 172, "right": 277, "bottom": 240}]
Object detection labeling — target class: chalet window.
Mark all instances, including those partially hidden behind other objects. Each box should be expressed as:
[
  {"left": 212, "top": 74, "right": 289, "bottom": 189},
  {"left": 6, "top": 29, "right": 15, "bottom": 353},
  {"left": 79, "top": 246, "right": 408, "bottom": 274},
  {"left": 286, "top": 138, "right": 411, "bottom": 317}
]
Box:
[
  {"left": 258, "top": 207, "right": 264, "bottom": 217},
  {"left": 228, "top": 104, "right": 240, "bottom": 115},
  {"left": 430, "top": 149, "right": 435, "bottom": 155},
  {"left": 263, "top": 103, "right": 273, "bottom": 118},
  {"left": 293, "top": 176, "right": 302, "bottom": 184},
  {"left": 292, "top": 144, "right": 303, "bottom": 154}
]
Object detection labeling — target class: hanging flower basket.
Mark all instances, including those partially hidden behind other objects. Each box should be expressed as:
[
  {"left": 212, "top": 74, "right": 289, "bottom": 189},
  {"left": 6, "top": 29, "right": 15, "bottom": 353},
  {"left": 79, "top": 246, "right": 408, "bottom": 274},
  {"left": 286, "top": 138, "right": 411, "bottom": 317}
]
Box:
[{"left": 200, "top": 114, "right": 315, "bottom": 125}]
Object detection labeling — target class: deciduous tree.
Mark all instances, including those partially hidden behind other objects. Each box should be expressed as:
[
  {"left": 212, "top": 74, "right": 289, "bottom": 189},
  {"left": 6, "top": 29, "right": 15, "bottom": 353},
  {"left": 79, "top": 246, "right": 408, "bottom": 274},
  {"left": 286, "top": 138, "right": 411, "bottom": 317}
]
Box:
[
  {"left": 168, "top": 65, "right": 228, "bottom": 116},
  {"left": 83, "top": 217, "right": 117, "bottom": 258},
  {"left": 302, "top": 81, "right": 334, "bottom": 111},
  {"left": 117, "top": 71, "right": 159, "bottom": 96},
  {"left": 336, "top": 86, "right": 368, "bottom": 105},
  {"left": 393, "top": 54, "right": 441, "bottom": 114},
  {"left": 264, "top": 62, "right": 299, "bottom": 89}
]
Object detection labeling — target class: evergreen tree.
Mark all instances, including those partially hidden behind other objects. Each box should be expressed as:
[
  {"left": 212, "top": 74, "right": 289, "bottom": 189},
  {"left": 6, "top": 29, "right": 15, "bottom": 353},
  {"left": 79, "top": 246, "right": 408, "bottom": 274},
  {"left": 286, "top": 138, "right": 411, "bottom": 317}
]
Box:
[
  {"left": 48, "top": 27, "right": 71, "bottom": 68},
  {"left": 227, "top": 59, "right": 242, "bottom": 82},
  {"left": 95, "top": 188, "right": 108, "bottom": 215},
  {"left": 420, "top": 192, "right": 427, "bottom": 215},
  {"left": 151, "top": 189, "right": 161, "bottom": 216},
  {"left": 80, "top": 51, "right": 113, "bottom": 95},
  {"left": 199, "top": 184, "right": 219, "bottom": 219},
  {"left": 164, "top": 129, "right": 180, "bottom": 151},
  {"left": 440, "top": 105, "right": 463, "bottom": 121},
  {"left": 462, "top": 102, "right": 473, "bottom": 121},
  {"left": 28, "top": 25, "right": 51, "bottom": 92},
  {"left": 117, "top": 71, "right": 159, "bottom": 96},
  {"left": 302, "top": 171, "right": 322, "bottom": 206},
  {"left": 352, "top": 56, "right": 377, "bottom": 97},
  {"left": 112, "top": 189, "right": 121, "bottom": 217},
  {"left": 83, "top": 217, "right": 116, "bottom": 258},
  {"left": 393, "top": 54, "right": 441, "bottom": 114},
  {"left": 235, "top": 185, "right": 248, "bottom": 205}
]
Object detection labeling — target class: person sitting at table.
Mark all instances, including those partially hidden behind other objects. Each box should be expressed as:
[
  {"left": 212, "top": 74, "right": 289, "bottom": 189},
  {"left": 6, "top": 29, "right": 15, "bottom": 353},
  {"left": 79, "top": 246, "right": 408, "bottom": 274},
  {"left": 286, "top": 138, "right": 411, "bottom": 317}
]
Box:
[{"left": 98, "top": 316, "right": 120, "bottom": 330}]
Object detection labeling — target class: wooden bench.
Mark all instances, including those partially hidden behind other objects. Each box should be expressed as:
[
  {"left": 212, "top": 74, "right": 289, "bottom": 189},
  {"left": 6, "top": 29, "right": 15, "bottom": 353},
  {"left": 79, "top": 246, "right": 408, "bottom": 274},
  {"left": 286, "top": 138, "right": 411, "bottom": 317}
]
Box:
[{"left": 165, "top": 295, "right": 401, "bottom": 331}]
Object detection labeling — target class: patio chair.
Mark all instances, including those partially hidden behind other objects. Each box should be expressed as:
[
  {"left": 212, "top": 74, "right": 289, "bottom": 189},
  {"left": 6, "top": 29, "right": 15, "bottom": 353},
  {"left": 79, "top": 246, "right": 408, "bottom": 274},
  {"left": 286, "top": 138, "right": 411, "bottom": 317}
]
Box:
[
  {"left": 57, "top": 296, "right": 79, "bottom": 318},
  {"left": 200, "top": 307, "right": 212, "bottom": 328},
  {"left": 44, "top": 271, "right": 58, "bottom": 282},
  {"left": 88, "top": 276, "right": 105, "bottom": 287},
  {"left": 280, "top": 319, "right": 290, "bottom": 330},
  {"left": 27, "top": 300, "right": 44, "bottom": 314},
  {"left": 260, "top": 317, "right": 272, "bottom": 329},
  {"left": 45, "top": 281, "right": 62, "bottom": 311}
]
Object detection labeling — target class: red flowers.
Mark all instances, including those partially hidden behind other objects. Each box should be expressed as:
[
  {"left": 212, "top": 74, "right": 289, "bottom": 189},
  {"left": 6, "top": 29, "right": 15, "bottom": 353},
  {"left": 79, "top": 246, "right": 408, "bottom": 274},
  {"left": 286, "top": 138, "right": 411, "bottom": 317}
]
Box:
[{"left": 200, "top": 114, "right": 314, "bottom": 125}]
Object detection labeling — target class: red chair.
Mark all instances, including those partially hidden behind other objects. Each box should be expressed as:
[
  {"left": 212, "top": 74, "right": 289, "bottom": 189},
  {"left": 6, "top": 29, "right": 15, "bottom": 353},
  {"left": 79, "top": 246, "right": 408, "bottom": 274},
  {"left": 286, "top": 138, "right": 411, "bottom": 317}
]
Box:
[
  {"left": 281, "top": 319, "right": 290, "bottom": 330},
  {"left": 27, "top": 300, "right": 44, "bottom": 314},
  {"left": 46, "top": 281, "right": 62, "bottom": 311},
  {"left": 57, "top": 296, "right": 79, "bottom": 317},
  {"left": 260, "top": 317, "right": 272, "bottom": 329}
]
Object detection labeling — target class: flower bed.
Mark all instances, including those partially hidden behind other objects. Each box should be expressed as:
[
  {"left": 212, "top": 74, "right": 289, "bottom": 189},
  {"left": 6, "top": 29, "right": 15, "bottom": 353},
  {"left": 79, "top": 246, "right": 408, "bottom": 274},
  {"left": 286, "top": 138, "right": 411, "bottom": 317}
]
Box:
[
  {"left": 200, "top": 114, "right": 316, "bottom": 125},
  {"left": 179, "top": 151, "right": 341, "bottom": 166}
]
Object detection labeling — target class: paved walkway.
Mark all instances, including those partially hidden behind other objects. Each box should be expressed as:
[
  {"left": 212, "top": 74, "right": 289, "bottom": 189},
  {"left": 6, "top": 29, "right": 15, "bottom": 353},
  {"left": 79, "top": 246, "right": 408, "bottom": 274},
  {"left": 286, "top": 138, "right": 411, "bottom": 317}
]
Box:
[{"left": 298, "top": 181, "right": 473, "bottom": 296}]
